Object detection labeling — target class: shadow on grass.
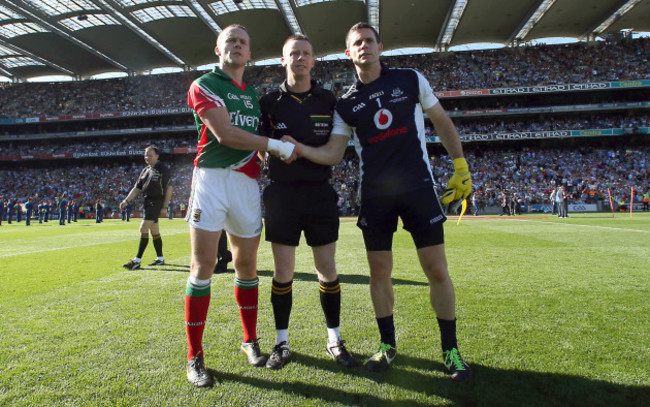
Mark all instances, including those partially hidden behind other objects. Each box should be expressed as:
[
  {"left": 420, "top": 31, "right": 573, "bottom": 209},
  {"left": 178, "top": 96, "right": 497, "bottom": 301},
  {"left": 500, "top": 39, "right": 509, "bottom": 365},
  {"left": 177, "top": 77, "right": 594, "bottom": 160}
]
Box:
[
  {"left": 207, "top": 352, "right": 648, "bottom": 407},
  {"left": 142, "top": 263, "right": 190, "bottom": 273},
  {"left": 213, "top": 370, "right": 427, "bottom": 407},
  {"left": 164, "top": 267, "right": 426, "bottom": 287},
  {"left": 256, "top": 269, "right": 428, "bottom": 287}
]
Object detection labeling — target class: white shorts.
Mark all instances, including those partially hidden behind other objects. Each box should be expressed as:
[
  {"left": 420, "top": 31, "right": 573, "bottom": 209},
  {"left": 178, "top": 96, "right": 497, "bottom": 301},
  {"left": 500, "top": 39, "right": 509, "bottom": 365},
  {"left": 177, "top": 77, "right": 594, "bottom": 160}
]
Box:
[{"left": 186, "top": 167, "right": 263, "bottom": 238}]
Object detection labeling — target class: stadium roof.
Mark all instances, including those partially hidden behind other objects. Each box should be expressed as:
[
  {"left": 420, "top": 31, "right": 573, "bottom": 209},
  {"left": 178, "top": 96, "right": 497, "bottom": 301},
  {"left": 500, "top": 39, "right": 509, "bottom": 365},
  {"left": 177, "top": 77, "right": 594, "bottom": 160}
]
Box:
[{"left": 1, "top": 0, "right": 649, "bottom": 81}]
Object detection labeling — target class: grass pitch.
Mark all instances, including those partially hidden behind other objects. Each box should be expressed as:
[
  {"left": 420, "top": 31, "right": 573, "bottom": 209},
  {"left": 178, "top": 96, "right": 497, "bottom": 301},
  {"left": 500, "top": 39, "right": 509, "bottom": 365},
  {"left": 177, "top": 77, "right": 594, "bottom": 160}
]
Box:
[{"left": 1, "top": 213, "right": 648, "bottom": 406}]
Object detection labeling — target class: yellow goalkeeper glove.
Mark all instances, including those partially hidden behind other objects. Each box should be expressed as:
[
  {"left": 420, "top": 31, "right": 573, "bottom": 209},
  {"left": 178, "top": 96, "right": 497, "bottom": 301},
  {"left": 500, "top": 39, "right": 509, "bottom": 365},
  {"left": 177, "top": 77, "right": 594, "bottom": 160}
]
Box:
[{"left": 441, "top": 157, "right": 472, "bottom": 205}]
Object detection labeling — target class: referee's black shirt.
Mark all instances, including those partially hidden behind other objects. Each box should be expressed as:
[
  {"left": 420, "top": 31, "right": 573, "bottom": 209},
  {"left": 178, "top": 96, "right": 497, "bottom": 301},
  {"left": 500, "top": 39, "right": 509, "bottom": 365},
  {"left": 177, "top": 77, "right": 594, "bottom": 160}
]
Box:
[
  {"left": 135, "top": 162, "right": 171, "bottom": 200},
  {"left": 259, "top": 80, "right": 337, "bottom": 184}
]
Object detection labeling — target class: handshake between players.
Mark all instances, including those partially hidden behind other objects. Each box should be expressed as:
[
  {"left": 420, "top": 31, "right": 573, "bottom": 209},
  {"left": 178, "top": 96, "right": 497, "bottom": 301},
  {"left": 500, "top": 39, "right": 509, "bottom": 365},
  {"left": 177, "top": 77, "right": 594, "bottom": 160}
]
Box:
[{"left": 280, "top": 135, "right": 473, "bottom": 206}]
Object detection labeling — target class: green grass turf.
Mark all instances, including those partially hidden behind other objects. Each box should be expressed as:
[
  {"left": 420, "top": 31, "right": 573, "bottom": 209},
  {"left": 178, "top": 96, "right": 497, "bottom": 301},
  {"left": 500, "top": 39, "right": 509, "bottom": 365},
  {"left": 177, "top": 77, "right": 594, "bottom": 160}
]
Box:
[{"left": 1, "top": 213, "right": 648, "bottom": 406}]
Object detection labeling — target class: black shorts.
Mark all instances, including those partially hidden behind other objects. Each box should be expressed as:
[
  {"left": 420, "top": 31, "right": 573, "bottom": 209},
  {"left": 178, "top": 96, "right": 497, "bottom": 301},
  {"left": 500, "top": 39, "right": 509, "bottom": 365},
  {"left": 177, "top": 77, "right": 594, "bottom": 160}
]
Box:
[
  {"left": 143, "top": 199, "right": 163, "bottom": 222},
  {"left": 263, "top": 181, "right": 339, "bottom": 247},
  {"left": 357, "top": 187, "right": 446, "bottom": 251}
]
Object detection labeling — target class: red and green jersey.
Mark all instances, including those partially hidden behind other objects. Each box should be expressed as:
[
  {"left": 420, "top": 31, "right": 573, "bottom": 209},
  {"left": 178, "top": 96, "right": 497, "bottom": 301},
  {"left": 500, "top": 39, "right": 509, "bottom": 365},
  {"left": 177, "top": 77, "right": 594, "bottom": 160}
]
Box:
[{"left": 187, "top": 67, "right": 261, "bottom": 173}]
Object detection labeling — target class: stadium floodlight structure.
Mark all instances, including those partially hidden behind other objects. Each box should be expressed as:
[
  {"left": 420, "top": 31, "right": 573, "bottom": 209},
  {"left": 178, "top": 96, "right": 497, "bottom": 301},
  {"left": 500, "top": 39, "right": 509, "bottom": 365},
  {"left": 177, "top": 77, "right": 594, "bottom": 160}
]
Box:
[
  {"left": 511, "top": 0, "right": 556, "bottom": 43},
  {"left": 2, "top": 0, "right": 648, "bottom": 81},
  {"left": 3, "top": 0, "right": 130, "bottom": 74},
  {"left": 209, "top": 0, "right": 277, "bottom": 14},
  {"left": 586, "top": 0, "right": 643, "bottom": 39},
  {"left": 183, "top": 0, "right": 222, "bottom": 35},
  {"left": 206, "top": 0, "right": 297, "bottom": 35},
  {"left": 58, "top": 13, "right": 121, "bottom": 32},
  {"left": 190, "top": 0, "right": 306, "bottom": 38},
  {"left": 0, "top": 37, "right": 75, "bottom": 77},
  {"left": 0, "top": 42, "right": 40, "bottom": 78},
  {"left": 275, "top": 0, "right": 304, "bottom": 35},
  {"left": 366, "top": 0, "right": 379, "bottom": 34},
  {"left": 95, "top": 0, "right": 191, "bottom": 68},
  {"left": 437, "top": 0, "right": 468, "bottom": 51},
  {"left": 0, "top": 21, "right": 48, "bottom": 38}
]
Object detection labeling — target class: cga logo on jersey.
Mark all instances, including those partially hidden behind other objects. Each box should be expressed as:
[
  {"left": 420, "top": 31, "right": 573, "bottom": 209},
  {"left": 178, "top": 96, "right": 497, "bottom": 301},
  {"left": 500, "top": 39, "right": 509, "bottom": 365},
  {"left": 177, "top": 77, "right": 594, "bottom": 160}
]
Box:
[{"left": 374, "top": 108, "right": 393, "bottom": 130}]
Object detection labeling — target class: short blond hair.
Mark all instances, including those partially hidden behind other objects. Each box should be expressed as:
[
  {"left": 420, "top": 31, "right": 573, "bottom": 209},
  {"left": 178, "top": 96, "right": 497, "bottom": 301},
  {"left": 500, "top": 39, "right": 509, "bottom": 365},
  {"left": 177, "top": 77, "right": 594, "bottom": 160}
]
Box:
[{"left": 217, "top": 24, "right": 249, "bottom": 46}]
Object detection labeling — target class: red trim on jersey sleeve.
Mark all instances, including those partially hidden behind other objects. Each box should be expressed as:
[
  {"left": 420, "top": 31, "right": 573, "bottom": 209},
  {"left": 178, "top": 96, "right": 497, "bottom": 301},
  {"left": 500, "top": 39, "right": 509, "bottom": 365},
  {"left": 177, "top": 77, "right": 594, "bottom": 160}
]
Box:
[
  {"left": 187, "top": 81, "right": 226, "bottom": 117},
  {"left": 193, "top": 125, "right": 210, "bottom": 167}
]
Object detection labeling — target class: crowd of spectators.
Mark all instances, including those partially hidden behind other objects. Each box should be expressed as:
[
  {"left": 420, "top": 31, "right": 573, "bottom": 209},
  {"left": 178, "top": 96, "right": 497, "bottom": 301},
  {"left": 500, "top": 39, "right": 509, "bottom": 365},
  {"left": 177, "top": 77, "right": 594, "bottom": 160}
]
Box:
[
  {"left": 0, "top": 135, "right": 194, "bottom": 156},
  {"left": 446, "top": 113, "right": 650, "bottom": 136},
  {"left": 1, "top": 143, "right": 647, "bottom": 218},
  {"left": 1, "top": 38, "right": 648, "bottom": 119},
  {"left": 1, "top": 38, "right": 648, "bottom": 217},
  {"left": 1, "top": 112, "right": 648, "bottom": 158},
  {"left": 469, "top": 39, "right": 649, "bottom": 88},
  {"left": 1, "top": 161, "right": 142, "bottom": 217},
  {"left": 450, "top": 146, "right": 649, "bottom": 209},
  {"left": 0, "top": 72, "right": 199, "bottom": 119}
]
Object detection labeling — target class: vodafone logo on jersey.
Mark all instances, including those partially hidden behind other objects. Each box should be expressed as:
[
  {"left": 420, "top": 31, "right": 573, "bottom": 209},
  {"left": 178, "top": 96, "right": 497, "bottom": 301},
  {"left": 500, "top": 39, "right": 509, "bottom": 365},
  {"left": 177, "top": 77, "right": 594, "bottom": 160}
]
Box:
[{"left": 374, "top": 108, "right": 393, "bottom": 130}]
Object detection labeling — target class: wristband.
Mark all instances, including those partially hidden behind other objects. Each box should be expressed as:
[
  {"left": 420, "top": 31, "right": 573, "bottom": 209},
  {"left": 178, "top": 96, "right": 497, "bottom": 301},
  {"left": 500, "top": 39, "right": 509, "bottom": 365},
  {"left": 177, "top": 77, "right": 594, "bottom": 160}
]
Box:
[{"left": 267, "top": 138, "right": 295, "bottom": 160}]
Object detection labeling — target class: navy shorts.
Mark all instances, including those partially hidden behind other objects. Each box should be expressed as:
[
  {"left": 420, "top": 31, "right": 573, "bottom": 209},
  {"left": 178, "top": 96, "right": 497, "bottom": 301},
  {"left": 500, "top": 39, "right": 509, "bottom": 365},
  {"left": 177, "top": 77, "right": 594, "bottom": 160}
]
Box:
[
  {"left": 263, "top": 181, "right": 339, "bottom": 247},
  {"left": 357, "top": 187, "right": 446, "bottom": 251},
  {"left": 143, "top": 199, "right": 163, "bottom": 222}
]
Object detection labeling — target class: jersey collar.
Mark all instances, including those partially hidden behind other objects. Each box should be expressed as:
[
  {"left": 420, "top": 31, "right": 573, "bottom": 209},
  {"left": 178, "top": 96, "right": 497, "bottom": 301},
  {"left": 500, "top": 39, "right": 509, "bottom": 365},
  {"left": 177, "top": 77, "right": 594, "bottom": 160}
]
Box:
[
  {"left": 278, "top": 79, "right": 321, "bottom": 96},
  {"left": 212, "top": 66, "right": 247, "bottom": 91},
  {"left": 353, "top": 62, "right": 389, "bottom": 90}
]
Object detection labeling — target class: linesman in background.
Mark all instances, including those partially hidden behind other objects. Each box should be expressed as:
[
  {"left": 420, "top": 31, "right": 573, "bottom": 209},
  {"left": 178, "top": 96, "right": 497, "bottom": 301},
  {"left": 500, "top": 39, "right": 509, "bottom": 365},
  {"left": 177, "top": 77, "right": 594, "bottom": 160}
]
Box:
[
  {"left": 120, "top": 145, "right": 173, "bottom": 270},
  {"left": 259, "top": 34, "right": 357, "bottom": 370}
]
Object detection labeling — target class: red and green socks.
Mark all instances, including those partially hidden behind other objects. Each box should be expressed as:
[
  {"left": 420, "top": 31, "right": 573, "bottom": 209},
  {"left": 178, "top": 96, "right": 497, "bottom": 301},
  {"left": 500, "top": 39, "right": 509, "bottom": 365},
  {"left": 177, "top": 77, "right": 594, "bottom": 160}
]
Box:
[
  {"left": 185, "top": 276, "right": 211, "bottom": 360},
  {"left": 234, "top": 277, "right": 259, "bottom": 343}
]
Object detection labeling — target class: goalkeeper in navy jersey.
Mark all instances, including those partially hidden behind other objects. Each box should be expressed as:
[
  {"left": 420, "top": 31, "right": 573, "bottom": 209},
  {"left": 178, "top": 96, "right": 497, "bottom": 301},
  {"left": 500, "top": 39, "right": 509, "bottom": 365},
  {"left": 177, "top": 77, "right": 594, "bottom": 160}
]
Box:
[
  {"left": 120, "top": 145, "right": 173, "bottom": 270},
  {"left": 283, "top": 23, "right": 473, "bottom": 381}
]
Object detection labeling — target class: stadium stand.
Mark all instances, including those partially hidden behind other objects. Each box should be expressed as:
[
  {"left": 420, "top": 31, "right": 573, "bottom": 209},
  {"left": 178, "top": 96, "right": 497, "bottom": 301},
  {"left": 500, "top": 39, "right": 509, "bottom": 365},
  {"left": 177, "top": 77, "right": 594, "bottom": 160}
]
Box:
[
  {"left": 1, "top": 38, "right": 648, "bottom": 217},
  {"left": 1, "top": 37, "right": 648, "bottom": 118}
]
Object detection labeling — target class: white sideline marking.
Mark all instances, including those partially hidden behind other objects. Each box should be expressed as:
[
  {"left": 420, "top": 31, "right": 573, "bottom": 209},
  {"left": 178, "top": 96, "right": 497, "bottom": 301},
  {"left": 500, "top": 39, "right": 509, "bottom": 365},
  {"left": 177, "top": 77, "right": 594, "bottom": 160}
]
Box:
[
  {"left": 505, "top": 218, "right": 650, "bottom": 233},
  {"left": 0, "top": 231, "right": 189, "bottom": 258}
]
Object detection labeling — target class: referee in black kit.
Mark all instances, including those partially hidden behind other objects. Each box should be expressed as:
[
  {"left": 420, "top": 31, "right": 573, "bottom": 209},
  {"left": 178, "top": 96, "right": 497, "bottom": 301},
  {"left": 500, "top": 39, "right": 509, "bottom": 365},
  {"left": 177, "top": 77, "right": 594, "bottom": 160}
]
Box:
[
  {"left": 120, "top": 145, "right": 173, "bottom": 270},
  {"left": 259, "top": 34, "right": 356, "bottom": 370}
]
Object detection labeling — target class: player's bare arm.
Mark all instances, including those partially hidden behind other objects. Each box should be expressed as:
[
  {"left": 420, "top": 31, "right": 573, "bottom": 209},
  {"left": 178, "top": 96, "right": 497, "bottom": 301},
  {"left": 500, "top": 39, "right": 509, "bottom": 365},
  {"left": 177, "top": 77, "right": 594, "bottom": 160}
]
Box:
[
  {"left": 425, "top": 102, "right": 464, "bottom": 160},
  {"left": 200, "top": 106, "right": 269, "bottom": 151},
  {"left": 281, "top": 133, "right": 348, "bottom": 166},
  {"left": 201, "top": 106, "right": 295, "bottom": 160},
  {"left": 426, "top": 102, "right": 472, "bottom": 203}
]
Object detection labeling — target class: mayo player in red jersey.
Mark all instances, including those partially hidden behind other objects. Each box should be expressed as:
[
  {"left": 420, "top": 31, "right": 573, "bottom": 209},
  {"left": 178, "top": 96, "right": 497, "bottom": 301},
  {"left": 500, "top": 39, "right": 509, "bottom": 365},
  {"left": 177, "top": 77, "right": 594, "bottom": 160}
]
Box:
[{"left": 183, "top": 24, "right": 295, "bottom": 388}]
